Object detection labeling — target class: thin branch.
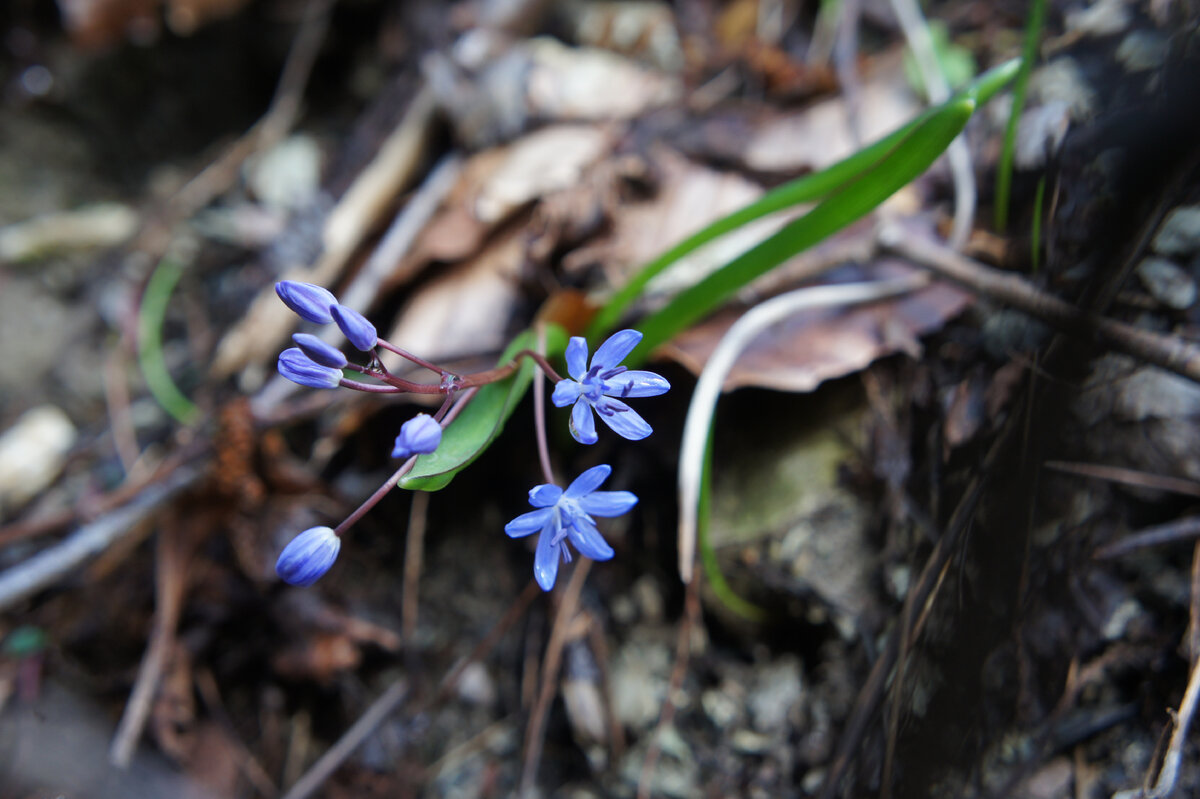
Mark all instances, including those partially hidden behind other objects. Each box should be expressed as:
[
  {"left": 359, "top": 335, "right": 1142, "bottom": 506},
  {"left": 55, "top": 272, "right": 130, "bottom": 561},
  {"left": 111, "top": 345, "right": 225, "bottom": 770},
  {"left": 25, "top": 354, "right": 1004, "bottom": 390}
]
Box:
[{"left": 881, "top": 224, "right": 1200, "bottom": 384}]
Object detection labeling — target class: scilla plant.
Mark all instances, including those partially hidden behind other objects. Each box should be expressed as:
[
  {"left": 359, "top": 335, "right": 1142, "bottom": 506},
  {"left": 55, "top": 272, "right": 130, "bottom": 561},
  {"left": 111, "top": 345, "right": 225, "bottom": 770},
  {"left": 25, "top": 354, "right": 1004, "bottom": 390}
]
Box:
[{"left": 269, "top": 60, "right": 1018, "bottom": 597}]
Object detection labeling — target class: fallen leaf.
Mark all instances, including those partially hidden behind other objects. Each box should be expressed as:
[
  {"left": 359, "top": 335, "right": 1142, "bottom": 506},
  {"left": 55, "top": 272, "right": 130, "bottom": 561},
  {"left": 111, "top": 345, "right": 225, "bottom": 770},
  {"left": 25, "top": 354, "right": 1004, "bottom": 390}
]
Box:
[{"left": 662, "top": 261, "right": 972, "bottom": 392}]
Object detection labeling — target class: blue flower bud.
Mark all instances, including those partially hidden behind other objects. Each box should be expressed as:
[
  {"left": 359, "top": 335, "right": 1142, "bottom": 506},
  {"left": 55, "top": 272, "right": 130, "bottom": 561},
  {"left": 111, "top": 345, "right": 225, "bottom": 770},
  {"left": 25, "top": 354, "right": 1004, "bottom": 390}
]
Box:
[
  {"left": 276, "top": 526, "right": 341, "bottom": 586},
  {"left": 278, "top": 347, "right": 343, "bottom": 389},
  {"left": 292, "top": 333, "right": 348, "bottom": 369},
  {"left": 276, "top": 281, "right": 338, "bottom": 324},
  {"left": 391, "top": 413, "right": 442, "bottom": 459},
  {"left": 330, "top": 304, "right": 377, "bottom": 352}
]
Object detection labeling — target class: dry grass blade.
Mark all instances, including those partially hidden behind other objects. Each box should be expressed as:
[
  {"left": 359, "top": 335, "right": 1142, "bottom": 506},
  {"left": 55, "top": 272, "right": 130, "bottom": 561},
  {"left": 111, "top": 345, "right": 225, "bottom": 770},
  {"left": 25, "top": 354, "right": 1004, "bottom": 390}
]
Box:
[
  {"left": 677, "top": 274, "right": 929, "bottom": 582},
  {"left": 1045, "top": 461, "right": 1200, "bottom": 499}
]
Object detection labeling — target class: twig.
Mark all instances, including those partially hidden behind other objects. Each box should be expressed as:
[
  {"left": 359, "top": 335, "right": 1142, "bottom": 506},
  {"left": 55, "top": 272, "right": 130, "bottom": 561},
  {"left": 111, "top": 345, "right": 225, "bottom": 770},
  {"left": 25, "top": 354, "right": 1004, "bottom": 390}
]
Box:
[
  {"left": 278, "top": 680, "right": 409, "bottom": 799},
  {"left": 1046, "top": 461, "right": 1200, "bottom": 500},
  {"left": 533, "top": 325, "right": 556, "bottom": 486},
  {"left": 519, "top": 559, "right": 592, "bottom": 797},
  {"left": 0, "top": 465, "right": 200, "bottom": 612},
  {"left": 402, "top": 490, "right": 429, "bottom": 649},
  {"left": 1112, "top": 653, "right": 1200, "bottom": 799},
  {"left": 1094, "top": 516, "right": 1200, "bottom": 561},
  {"left": 637, "top": 576, "right": 700, "bottom": 799},
  {"left": 881, "top": 224, "right": 1200, "bottom": 384},
  {"left": 109, "top": 522, "right": 190, "bottom": 767},
  {"left": 435, "top": 580, "right": 542, "bottom": 704},
  {"left": 677, "top": 274, "right": 930, "bottom": 582}
]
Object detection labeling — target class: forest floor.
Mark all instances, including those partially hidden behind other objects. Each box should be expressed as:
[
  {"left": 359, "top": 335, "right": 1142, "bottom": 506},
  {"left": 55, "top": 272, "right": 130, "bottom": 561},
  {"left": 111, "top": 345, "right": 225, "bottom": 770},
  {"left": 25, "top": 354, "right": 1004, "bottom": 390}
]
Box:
[{"left": 1, "top": 1, "right": 1200, "bottom": 798}]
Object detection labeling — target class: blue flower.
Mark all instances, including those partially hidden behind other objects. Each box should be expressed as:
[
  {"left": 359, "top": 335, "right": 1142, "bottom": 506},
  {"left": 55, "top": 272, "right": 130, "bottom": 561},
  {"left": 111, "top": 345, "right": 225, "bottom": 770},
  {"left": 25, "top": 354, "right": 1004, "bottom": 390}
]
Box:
[
  {"left": 330, "top": 304, "right": 377, "bottom": 352},
  {"left": 292, "top": 333, "right": 348, "bottom": 369},
  {"left": 276, "top": 281, "right": 338, "bottom": 324},
  {"left": 551, "top": 330, "right": 670, "bottom": 445},
  {"left": 278, "top": 347, "right": 343, "bottom": 389},
  {"left": 392, "top": 413, "right": 442, "bottom": 459},
  {"left": 505, "top": 464, "right": 636, "bottom": 591},
  {"left": 276, "top": 526, "right": 341, "bottom": 586}
]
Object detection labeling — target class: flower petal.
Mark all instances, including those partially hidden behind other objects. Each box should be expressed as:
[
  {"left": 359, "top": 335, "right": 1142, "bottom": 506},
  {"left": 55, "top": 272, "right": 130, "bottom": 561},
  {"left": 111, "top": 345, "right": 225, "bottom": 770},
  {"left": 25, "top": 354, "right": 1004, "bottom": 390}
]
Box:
[
  {"left": 528, "top": 484, "right": 563, "bottom": 507},
  {"left": 276, "top": 281, "right": 337, "bottom": 324},
  {"left": 578, "top": 490, "right": 638, "bottom": 517},
  {"left": 570, "top": 398, "right": 598, "bottom": 445},
  {"left": 566, "top": 515, "right": 614, "bottom": 561},
  {"left": 292, "top": 333, "right": 348, "bottom": 369},
  {"left": 276, "top": 526, "right": 341, "bottom": 586},
  {"left": 278, "top": 348, "right": 343, "bottom": 389},
  {"left": 565, "top": 337, "right": 589, "bottom": 381},
  {"left": 506, "top": 508, "right": 552, "bottom": 537},
  {"left": 533, "top": 528, "right": 561, "bottom": 591},
  {"left": 591, "top": 329, "right": 642, "bottom": 370},
  {"left": 603, "top": 370, "right": 670, "bottom": 398},
  {"left": 596, "top": 399, "right": 652, "bottom": 440},
  {"left": 565, "top": 464, "right": 612, "bottom": 498},
  {"left": 330, "top": 304, "right": 378, "bottom": 352},
  {"left": 551, "top": 379, "right": 581, "bottom": 407},
  {"left": 392, "top": 413, "right": 442, "bottom": 459}
]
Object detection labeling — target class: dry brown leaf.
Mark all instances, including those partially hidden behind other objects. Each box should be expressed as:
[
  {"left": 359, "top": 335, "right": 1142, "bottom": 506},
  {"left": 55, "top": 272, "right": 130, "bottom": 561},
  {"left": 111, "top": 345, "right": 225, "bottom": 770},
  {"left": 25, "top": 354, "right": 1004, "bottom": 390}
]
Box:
[
  {"left": 662, "top": 262, "right": 972, "bottom": 392},
  {"left": 272, "top": 632, "right": 362, "bottom": 683},
  {"left": 742, "top": 55, "right": 920, "bottom": 174},
  {"left": 566, "top": 147, "right": 781, "bottom": 298},
  {"left": 385, "top": 224, "right": 527, "bottom": 363}
]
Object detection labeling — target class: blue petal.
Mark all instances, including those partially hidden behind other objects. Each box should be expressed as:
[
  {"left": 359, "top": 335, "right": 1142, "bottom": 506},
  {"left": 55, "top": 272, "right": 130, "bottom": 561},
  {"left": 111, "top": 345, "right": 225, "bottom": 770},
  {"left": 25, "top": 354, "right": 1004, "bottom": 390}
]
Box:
[
  {"left": 566, "top": 464, "right": 611, "bottom": 498},
  {"left": 506, "top": 508, "right": 553, "bottom": 537},
  {"left": 276, "top": 281, "right": 337, "bottom": 324},
  {"left": 591, "top": 329, "right": 642, "bottom": 370},
  {"left": 276, "top": 526, "right": 341, "bottom": 586},
  {"left": 278, "top": 348, "right": 342, "bottom": 389},
  {"left": 603, "top": 370, "right": 670, "bottom": 398},
  {"left": 565, "top": 337, "right": 589, "bottom": 381},
  {"left": 292, "top": 333, "right": 348, "bottom": 369},
  {"left": 330, "top": 304, "right": 378, "bottom": 352},
  {"left": 578, "top": 490, "right": 638, "bottom": 517},
  {"left": 392, "top": 414, "right": 442, "bottom": 459},
  {"left": 570, "top": 399, "right": 598, "bottom": 445},
  {"left": 566, "top": 516, "right": 614, "bottom": 561},
  {"left": 533, "top": 528, "right": 560, "bottom": 591},
  {"left": 596, "top": 399, "right": 652, "bottom": 440},
  {"left": 528, "top": 484, "right": 563, "bottom": 507},
  {"left": 551, "top": 379, "right": 581, "bottom": 407}
]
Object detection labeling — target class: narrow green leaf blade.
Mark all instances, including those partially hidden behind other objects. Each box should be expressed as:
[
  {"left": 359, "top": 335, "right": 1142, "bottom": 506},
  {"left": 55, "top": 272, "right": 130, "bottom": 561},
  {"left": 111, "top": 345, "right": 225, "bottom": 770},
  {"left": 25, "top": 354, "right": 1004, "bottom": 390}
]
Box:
[
  {"left": 401, "top": 325, "right": 567, "bottom": 491},
  {"left": 625, "top": 96, "right": 975, "bottom": 365},
  {"left": 588, "top": 59, "right": 1019, "bottom": 340}
]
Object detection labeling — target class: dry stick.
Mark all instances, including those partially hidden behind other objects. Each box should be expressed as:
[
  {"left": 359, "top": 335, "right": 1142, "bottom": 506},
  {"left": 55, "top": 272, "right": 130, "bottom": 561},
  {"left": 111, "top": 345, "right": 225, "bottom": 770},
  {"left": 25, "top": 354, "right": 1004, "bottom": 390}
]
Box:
[
  {"left": 1113, "top": 654, "right": 1200, "bottom": 799},
  {"left": 0, "top": 464, "right": 200, "bottom": 611},
  {"left": 402, "top": 490, "right": 429, "bottom": 649},
  {"left": 104, "top": 345, "right": 142, "bottom": 476},
  {"left": 194, "top": 667, "right": 280, "bottom": 798},
  {"left": 880, "top": 225, "right": 1200, "bottom": 384},
  {"left": 278, "top": 680, "right": 409, "bottom": 799},
  {"left": 109, "top": 523, "right": 190, "bottom": 767},
  {"left": 637, "top": 576, "right": 701, "bottom": 799},
  {"left": 1045, "top": 461, "right": 1200, "bottom": 500},
  {"left": 819, "top": 421, "right": 1000, "bottom": 799},
  {"left": 519, "top": 558, "right": 593, "bottom": 797},
  {"left": 1191, "top": 541, "right": 1200, "bottom": 664},
  {"left": 1095, "top": 516, "right": 1200, "bottom": 560}
]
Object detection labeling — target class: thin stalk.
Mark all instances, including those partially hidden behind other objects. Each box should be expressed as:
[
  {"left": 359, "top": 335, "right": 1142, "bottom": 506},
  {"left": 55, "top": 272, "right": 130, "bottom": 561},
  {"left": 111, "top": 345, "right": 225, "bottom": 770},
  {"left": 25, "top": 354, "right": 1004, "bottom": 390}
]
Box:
[
  {"left": 995, "top": 0, "right": 1045, "bottom": 232},
  {"left": 533, "top": 327, "right": 556, "bottom": 486}
]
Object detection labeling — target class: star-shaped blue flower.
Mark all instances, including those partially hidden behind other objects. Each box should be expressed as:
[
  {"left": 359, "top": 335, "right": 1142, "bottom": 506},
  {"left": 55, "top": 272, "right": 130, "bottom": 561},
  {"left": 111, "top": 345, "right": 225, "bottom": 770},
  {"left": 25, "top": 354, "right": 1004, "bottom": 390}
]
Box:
[
  {"left": 551, "top": 330, "right": 670, "bottom": 445},
  {"left": 505, "top": 464, "right": 637, "bottom": 591}
]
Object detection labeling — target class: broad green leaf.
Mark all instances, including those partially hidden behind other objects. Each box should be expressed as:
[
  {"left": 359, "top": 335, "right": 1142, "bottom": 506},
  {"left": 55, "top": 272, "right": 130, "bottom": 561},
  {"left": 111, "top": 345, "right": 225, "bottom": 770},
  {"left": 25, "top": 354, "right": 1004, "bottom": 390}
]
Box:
[
  {"left": 401, "top": 325, "right": 567, "bottom": 491},
  {"left": 624, "top": 96, "right": 975, "bottom": 365},
  {"left": 588, "top": 58, "right": 1019, "bottom": 341}
]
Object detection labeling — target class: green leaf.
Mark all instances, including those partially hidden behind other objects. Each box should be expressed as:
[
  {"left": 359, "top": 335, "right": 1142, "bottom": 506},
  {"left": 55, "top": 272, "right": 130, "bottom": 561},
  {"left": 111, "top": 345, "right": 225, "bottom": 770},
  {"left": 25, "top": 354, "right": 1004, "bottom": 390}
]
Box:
[
  {"left": 624, "top": 95, "right": 976, "bottom": 365},
  {"left": 400, "top": 325, "right": 567, "bottom": 491},
  {"left": 588, "top": 59, "right": 1019, "bottom": 341},
  {"left": 138, "top": 256, "right": 200, "bottom": 426},
  {"left": 995, "top": 0, "right": 1045, "bottom": 232}
]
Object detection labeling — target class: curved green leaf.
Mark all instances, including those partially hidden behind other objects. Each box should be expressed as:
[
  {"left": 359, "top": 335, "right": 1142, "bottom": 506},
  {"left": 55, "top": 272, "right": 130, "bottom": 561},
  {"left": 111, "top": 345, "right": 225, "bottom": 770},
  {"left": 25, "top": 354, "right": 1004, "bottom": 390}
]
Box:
[
  {"left": 588, "top": 59, "right": 1019, "bottom": 340},
  {"left": 401, "top": 325, "right": 567, "bottom": 491},
  {"left": 624, "top": 96, "right": 975, "bottom": 365}
]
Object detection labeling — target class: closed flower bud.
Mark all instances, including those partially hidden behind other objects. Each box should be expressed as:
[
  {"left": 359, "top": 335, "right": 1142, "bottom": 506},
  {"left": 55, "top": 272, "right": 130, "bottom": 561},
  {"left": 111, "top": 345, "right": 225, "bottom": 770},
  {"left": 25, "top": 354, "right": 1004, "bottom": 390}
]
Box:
[
  {"left": 330, "top": 304, "right": 377, "bottom": 352},
  {"left": 278, "top": 347, "right": 343, "bottom": 389},
  {"left": 391, "top": 413, "right": 442, "bottom": 459},
  {"left": 292, "top": 333, "right": 348, "bottom": 369},
  {"left": 276, "top": 281, "right": 338, "bottom": 324},
  {"left": 276, "top": 526, "right": 341, "bottom": 586}
]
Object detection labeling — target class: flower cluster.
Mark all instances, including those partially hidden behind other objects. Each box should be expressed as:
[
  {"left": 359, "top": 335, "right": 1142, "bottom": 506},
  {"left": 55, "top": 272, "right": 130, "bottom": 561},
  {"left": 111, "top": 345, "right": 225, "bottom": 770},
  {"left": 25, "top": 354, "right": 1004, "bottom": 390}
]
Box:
[{"left": 269, "top": 280, "right": 669, "bottom": 590}]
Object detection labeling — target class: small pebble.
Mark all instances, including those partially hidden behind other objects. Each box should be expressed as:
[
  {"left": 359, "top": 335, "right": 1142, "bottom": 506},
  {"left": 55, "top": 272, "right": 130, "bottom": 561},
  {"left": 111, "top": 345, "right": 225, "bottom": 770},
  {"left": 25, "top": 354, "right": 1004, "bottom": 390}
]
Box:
[
  {"left": 1136, "top": 256, "right": 1196, "bottom": 309},
  {"left": 1153, "top": 206, "right": 1200, "bottom": 257}
]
